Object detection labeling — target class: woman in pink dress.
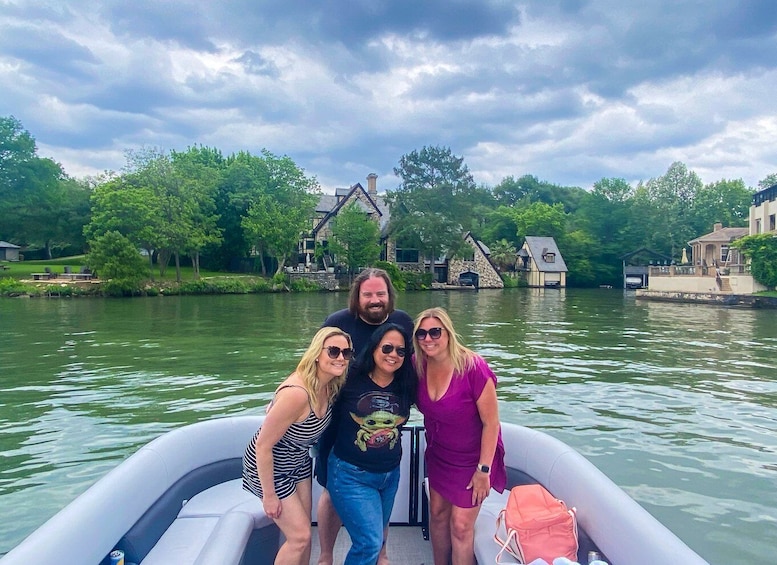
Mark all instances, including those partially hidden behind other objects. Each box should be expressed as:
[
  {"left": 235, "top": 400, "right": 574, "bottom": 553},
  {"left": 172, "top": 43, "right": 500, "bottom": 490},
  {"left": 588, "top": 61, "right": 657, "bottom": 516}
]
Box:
[{"left": 413, "top": 307, "right": 506, "bottom": 565}]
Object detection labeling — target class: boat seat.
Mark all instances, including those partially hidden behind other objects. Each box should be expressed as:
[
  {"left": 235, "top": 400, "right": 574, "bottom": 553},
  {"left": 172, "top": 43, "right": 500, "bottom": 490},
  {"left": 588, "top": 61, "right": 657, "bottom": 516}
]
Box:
[
  {"left": 474, "top": 489, "right": 518, "bottom": 564},
  {"left": 141, "top": 479, "right": 276, "bottom": 565},
  {"left": 422, "top": 478, "right": 517, "bottom": 564}
]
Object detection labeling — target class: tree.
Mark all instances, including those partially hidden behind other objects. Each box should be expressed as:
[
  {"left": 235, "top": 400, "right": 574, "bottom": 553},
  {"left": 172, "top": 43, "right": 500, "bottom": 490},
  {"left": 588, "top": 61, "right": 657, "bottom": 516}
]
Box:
[
  {"left": 690, "top": 179, "right": 753, "bottom": 234},
  {"left": 329, "top": 202, "right": 381, "bottom": 274},
  {"left": 758, "top": 173, "right": 777, "bottom": 190},
  {"left": 86, "top": 231, "right": 150, "bottom": 282},
  {"left": 85, "top": 177, "right": 161, "bottom": 266},
  {"left": 0, "top": 116, "right": 81, "bottom": 257},
  {"left": 241, "top": 151, "right": 319, "bottom": 275},
  {"left": 642, "top": 162, "right": 703, "bottom": 259},
  {"left": 487, "top": 239, "right": 517, "bottom": 271},
  {"left": 214, "top": 152, "right": 271, "bottom": 272},
  {"left": 170, "top": 148, "right": 223, "bottom": 279},
  {"left": 511, "top": 201, "right": 567, "bottom": 241},
  {"left": 386, "top": 146, "right": 477, "bottom": 267},
  {"left": 732, "top": 234, "right": 777, "bottom": 289}
]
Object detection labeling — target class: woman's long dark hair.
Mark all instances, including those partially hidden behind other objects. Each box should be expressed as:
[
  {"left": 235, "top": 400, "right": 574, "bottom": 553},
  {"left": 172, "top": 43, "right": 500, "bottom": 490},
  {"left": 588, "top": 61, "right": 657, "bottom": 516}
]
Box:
[{"left": 351, "top": 322, "right": 417, "bottom": 411}]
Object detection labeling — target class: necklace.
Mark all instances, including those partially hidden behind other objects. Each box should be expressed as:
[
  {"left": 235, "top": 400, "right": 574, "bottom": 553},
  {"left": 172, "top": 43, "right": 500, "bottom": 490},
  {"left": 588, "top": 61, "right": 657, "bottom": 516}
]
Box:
[{"left": 369, "top": 372, "right": 393, "bottom": 387}]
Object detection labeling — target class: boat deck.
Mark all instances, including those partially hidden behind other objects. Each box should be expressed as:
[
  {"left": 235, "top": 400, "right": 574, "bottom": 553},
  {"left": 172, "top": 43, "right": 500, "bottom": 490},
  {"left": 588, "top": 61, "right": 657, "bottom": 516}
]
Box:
[{"left": 311, "top": 525, "right": 433, "bottom": 564}]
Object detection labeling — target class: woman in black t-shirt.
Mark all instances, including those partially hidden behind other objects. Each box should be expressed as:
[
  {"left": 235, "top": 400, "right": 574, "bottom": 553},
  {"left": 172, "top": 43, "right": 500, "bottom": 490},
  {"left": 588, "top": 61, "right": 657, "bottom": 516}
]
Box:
[{"left": 327, "top": 323, "right": 417, "bottom": 565}]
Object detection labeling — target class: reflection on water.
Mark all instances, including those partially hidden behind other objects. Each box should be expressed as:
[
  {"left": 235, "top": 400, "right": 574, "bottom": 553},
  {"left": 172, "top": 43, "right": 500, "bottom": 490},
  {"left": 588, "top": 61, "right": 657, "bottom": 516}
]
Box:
[{"left": 1, "top": 290, "right": 776, "bottom": 562}]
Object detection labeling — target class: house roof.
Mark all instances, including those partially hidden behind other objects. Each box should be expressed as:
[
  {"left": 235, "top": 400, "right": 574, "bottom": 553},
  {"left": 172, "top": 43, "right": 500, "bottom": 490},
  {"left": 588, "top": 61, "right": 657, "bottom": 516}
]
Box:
[
  {"left": 523, "top": 236, "right": 568, "bottom": 272},
  {"left": 688, "top": 227, "right": 748, "bottom": 245},
  {"left": 314, "top": 183, "right": 391, "bottom": 236},
  {"left": 0, "top": 241, "right": 21, "bottom": 249},
  {"left": 620, "top": 247, "right": 672, "bottom": 264}
]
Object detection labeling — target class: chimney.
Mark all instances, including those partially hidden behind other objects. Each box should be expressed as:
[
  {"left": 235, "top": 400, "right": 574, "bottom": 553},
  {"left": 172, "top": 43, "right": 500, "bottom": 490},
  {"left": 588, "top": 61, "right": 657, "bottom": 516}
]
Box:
[
  {"left": 713, "top": 222, "right": 723, "bottom": 231},
  {"left": 367, "top": 173, "right": 378, "bottom": 197}
]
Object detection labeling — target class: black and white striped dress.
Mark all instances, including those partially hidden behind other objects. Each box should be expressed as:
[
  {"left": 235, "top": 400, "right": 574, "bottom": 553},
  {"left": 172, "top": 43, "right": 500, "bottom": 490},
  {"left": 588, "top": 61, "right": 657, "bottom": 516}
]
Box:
[{"left": 242, "top": 385, "right": 332, "bottom": 500}]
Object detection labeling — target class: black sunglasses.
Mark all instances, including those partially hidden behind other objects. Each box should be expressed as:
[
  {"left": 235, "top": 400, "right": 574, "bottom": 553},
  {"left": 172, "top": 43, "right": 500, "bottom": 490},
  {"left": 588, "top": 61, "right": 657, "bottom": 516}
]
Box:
[
  {"left": 415, "top": 327, "right": 443, "bottom": 340},
  {"left": 380, "top": 344, "right": 407, "bottom": 357},
  {"left": 323, "top": 346, "right": 353, "bottom": 360}
]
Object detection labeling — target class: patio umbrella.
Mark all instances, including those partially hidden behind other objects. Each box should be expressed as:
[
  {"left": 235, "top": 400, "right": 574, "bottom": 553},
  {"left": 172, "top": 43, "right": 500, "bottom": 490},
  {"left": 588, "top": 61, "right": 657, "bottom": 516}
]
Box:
[{"left": 681, "top": 248, "right": 689, "bottom": 264}]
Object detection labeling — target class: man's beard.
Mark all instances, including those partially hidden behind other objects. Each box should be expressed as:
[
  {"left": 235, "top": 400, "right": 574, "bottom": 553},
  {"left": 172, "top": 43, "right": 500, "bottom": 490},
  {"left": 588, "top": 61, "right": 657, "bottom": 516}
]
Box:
[{"left": 359, "top": 303, "right": 389, "bottom": 324}]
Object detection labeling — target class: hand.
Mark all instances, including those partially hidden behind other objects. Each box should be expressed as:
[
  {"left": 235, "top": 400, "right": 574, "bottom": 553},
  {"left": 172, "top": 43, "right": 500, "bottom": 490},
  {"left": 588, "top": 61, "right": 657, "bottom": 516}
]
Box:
[
  {"left": 262, "top": 494, "right": 282, "bottom": 519},
  {"left": 466, "top": 471, "right": 491, "bottom": 506}
]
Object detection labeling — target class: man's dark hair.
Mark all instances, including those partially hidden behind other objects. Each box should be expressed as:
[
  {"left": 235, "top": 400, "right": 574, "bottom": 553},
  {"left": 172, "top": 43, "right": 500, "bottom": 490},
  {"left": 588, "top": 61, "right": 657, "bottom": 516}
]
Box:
[{"left": 348, "top": 268, "right": 396, "bottom": 315}]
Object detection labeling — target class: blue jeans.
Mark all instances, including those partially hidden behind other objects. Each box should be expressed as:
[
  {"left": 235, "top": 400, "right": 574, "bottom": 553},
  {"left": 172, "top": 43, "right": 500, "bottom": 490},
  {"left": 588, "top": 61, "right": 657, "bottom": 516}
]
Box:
[{"left": 328, "top": 452, "right": 400, "bottom": 565}]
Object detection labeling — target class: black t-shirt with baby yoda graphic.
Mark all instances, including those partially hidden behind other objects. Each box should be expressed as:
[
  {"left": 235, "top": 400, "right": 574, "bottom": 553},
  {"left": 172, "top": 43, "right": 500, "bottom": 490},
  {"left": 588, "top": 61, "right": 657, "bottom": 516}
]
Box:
[{"left": 331, "top": 372, "right": 409, "bottom": 473}]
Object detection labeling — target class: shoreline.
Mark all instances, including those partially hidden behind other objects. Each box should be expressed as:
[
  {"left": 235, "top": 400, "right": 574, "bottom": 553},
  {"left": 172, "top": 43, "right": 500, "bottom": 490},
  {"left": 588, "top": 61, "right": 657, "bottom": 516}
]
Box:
[{"left": 636, "top": 289, "right": 777, "bottom": 308}]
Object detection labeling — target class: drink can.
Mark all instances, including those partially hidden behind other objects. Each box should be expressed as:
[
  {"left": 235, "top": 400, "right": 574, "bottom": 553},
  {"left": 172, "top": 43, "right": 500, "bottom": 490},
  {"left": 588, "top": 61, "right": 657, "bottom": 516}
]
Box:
[
  {"left": 587, "top": 551, "right": 602, "bottom": 564},
  {"left": 110, "top": 549, "right": 125, "bottom": 565}
]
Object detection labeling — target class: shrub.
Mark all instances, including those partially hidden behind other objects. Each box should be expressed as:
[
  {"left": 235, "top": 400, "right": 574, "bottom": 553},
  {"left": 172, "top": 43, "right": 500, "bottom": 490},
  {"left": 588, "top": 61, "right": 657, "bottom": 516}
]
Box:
[
  {"left": 86, "top": 231, "right": 150, "bottom": 282},
  {"left": 289, "top": 277, "right": 322, "bottom": 292},
  {"left": 401, "top": 270, "right": 433, "bottom": 290},
  {"left": 375, "top": 261, "right": 406, "bottom": 291}
]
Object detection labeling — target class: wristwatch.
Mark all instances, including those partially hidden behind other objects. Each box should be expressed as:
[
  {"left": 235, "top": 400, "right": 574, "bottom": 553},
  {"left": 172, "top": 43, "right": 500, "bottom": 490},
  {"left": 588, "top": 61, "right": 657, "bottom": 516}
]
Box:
[{"left": 477, "top": 463, "right": 490, "bottom": 473}]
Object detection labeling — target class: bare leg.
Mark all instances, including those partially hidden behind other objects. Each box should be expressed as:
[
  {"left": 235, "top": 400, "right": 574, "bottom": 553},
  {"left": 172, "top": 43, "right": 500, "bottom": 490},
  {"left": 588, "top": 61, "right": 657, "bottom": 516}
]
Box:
[
  {"left": 272, "top": 480, "right": 313, "bottom": 565},
  {"left": 315, "top": 488, "right": 342, "bottom": 565},
  {"left": 428, "top": 488, "right": 453, "bottom": 565},
  {"left": 449, "top": 504, "right": 479, "bottom": 565}
]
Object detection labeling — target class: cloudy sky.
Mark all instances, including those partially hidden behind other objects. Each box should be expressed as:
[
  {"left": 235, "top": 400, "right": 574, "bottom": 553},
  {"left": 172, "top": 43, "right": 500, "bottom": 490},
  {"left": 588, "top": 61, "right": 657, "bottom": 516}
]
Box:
[{"left": 2, "top": 0, "right": 776, "bottom": 193}]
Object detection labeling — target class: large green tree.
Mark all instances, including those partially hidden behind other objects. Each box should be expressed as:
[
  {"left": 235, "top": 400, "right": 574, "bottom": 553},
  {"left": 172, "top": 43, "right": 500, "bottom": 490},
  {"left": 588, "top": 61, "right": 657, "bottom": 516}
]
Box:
[
  {"left": 386, "top": 146, "right": 478, "bottom": 267},
  {"left": 241, "top": 151, "right": 319, "bottom": 275},
  {"left": 0, "top": 116, "right": 87, "bottom": 257},
  {"left": 689, "top": 179, "right": 752, "bottom": 234},
  {"left": 329, "top": 201, "right": 382, "bottom": 274},
  {"left": 639, "top": 162, "right": 703, "bottom": 259}
]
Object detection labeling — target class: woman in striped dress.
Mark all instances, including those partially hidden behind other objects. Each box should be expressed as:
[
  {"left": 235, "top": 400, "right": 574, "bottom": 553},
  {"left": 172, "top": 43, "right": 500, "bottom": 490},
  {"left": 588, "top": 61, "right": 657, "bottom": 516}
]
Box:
[{"left": 243, "top": 327, "right": 352, "bottom": 565}]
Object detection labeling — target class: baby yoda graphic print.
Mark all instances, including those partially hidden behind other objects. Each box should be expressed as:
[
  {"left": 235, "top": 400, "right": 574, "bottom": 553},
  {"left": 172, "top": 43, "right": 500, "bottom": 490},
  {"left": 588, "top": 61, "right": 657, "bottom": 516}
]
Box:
[{"left": 350, "top": 391, "right": 407, "bottom": 452}]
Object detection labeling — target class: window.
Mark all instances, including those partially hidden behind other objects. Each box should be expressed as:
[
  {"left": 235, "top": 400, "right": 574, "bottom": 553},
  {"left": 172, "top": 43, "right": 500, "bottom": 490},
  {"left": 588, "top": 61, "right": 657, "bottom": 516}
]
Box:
[
  {"left": 720, "top": 245, "right": 729, "bottom": 263},
  {"left": 542, "top": 252, "right": 556, "bottom": 263},
  {"left": 396, "top": 249, "right": 419, "bottom": 263},
  {"left": 756, "top": 219, "right": 762, "bottom": 234},
  {"left": 770, "top": 214, "right": 776, "bottom": 232}
]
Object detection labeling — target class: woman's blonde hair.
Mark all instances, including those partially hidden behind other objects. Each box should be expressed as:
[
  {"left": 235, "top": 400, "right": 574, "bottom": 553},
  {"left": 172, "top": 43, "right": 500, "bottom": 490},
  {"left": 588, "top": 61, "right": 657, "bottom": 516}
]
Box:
[
  {"left": 413, "top": 307, "right": 475, "bottom": 377},
  {"left": 296, "top": 326, "right": 351, "bottom": 403}
]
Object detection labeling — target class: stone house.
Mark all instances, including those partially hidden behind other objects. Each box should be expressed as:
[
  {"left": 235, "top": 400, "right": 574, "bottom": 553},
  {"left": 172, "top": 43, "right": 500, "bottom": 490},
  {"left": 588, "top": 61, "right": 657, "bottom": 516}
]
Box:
[{"left": 303, "top": 174, "right": 503, "bottom": 288}]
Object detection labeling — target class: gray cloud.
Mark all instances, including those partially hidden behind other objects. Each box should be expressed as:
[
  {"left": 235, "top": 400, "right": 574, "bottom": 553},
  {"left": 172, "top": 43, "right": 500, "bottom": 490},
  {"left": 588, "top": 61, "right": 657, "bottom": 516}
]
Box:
[{"left": 1, "top": 0, "right": 776, "bottom": 188}]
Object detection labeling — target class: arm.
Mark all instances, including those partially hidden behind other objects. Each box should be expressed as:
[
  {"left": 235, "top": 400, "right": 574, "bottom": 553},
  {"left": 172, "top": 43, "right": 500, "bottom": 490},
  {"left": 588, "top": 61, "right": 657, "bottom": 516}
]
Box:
[
  {"left": 254, "top": 384, "right": 309, "bottom": 518},
  {"left": 467, "top": 377, "right": 500, "bottom": 506}
]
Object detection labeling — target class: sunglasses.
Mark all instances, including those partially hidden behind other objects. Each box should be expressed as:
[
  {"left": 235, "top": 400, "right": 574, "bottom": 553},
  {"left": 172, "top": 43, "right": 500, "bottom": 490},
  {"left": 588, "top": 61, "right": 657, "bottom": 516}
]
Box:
[
  {"left": 323, "top": 346, "right": 353, "bottom": 360},
  {"left": 415, "top": 327, "right": 443, "bottom": 340},
  {"left": 380, "top": 344, "right": 407, "bottom": 357}
]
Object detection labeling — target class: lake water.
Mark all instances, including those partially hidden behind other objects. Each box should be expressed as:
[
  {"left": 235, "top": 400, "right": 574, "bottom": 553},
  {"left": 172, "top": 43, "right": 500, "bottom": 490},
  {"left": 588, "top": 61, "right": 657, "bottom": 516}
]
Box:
[{"left": 1, "top": 289, "right": 775, "bottom": 563}]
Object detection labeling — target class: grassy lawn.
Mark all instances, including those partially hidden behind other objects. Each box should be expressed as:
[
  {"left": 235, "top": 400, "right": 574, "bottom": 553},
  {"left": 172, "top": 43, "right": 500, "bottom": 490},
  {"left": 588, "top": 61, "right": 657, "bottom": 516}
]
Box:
[{"left": 0, "top": 257, "right": 253, "bottom": 282}]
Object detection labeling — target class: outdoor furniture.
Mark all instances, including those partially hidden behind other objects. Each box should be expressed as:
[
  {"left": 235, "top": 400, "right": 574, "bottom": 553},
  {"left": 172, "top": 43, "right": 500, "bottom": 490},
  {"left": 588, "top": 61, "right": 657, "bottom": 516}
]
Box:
[
  {"left": 0, "top": 264, "right": 9, "bottom": 271},
  {"left": 60, "top": 273, "right": 93, "bottom": 281},
  {"left": 32, "top": 273, "right": 50, "bottom": 280},
  {"left": 44, "top": 267, "right": 57, "bottom": 279}
]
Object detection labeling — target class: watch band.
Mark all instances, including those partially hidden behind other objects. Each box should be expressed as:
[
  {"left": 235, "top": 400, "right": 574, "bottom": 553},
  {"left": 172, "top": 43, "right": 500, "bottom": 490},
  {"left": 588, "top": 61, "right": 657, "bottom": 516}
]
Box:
[{"left": 477, "top": 463, "right": 490, "bottom": 473}]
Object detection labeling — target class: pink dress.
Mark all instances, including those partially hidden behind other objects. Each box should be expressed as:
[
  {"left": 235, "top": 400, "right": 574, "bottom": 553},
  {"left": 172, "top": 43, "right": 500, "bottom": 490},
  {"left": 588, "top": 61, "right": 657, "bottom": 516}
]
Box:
[{"left": 416, "top": 355, "right": 507, "bottom": 508}]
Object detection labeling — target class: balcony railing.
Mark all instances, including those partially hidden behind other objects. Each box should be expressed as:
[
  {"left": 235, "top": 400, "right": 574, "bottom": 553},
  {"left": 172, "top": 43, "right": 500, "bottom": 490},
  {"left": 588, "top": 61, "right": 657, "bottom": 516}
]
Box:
[{"left": 649, "top": 264, "right": 749, "bottom": 277}]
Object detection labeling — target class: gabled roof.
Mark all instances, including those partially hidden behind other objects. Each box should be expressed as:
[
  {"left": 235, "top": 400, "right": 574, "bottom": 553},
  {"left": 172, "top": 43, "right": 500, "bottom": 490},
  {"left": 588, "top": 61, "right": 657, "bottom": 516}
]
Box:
[
  {"left": 313, "top": 183, "right": 391, "bottom": 236},
  {"left": 0, "top": 241, "right": 21, "bottom": 249},
  {"left": 620, "top": 247, "right": 672, "bottom": 264},
  {"left": 461, "top": 231, "right": 502, "bottom": 280},
  {"left": 688, "top": 227, "right": 748, "bottom": 245},
  {"left": 523, "top": 236, "right": 568, "bottom": 272}
]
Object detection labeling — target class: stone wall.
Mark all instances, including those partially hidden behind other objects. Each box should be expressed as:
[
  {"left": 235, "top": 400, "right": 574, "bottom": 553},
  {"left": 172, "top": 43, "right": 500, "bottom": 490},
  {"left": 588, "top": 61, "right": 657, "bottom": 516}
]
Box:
[
  {"left": 288, "top": 272, "right": 340, "bottom": 291},
  {"left": 636, "top": 290, "right": 777, "bottom": 308}
]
